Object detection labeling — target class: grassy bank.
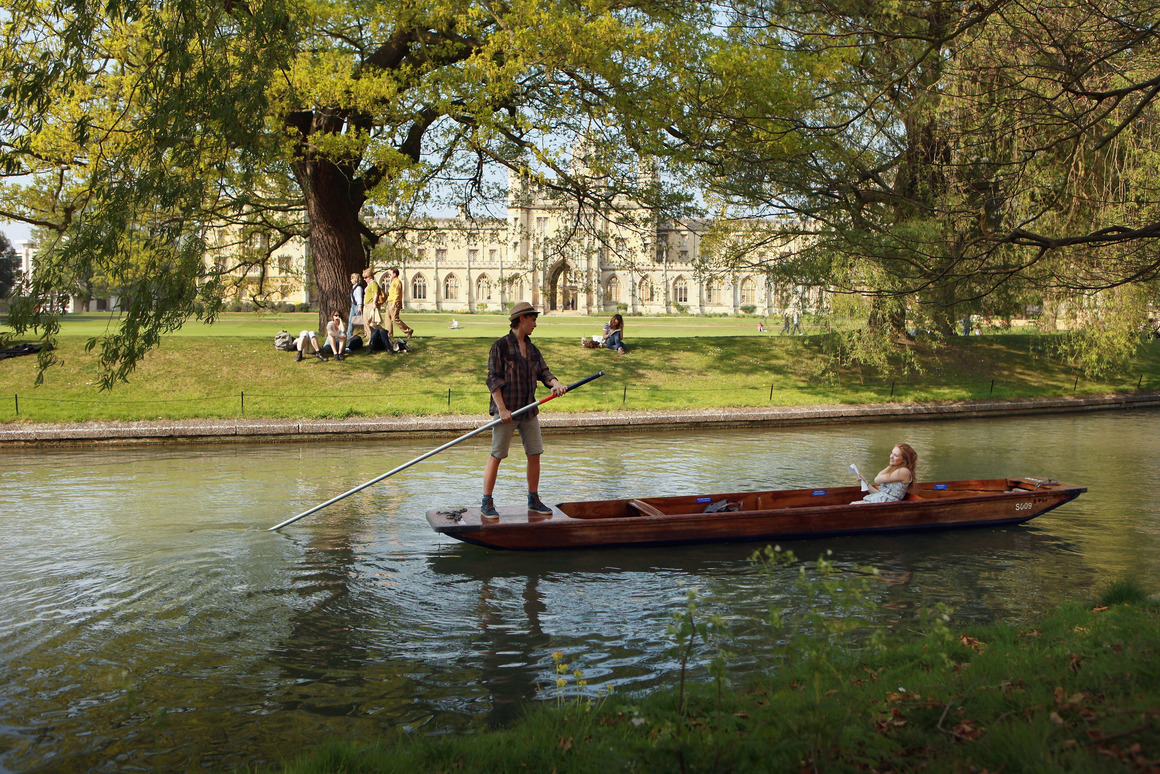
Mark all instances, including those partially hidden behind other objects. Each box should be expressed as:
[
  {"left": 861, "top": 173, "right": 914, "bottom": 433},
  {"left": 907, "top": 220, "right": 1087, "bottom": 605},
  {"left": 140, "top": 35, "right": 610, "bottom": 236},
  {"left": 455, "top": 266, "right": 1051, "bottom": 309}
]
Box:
[
  {"left": 1, "top": 313, "right": 1158, "bottom": 423},
  {"left": 271, "top": 572, "right": 1160, "bottom": 773}
]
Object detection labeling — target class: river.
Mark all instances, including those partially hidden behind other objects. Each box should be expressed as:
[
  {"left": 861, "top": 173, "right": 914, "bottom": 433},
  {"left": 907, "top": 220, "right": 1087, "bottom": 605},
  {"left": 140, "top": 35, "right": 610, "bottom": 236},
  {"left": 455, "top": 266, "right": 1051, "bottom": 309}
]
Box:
[{"left": 1, "top": 410, "right": 1157, "bottom": 772}]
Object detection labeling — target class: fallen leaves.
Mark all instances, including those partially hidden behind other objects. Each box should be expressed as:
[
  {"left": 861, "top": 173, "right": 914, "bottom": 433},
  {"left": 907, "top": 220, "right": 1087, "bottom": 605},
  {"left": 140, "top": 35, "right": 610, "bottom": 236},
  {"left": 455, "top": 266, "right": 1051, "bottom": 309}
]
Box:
[
  {"left": 951, "top": 719, "right": 985, "bottom": 741},
  {"left": 959, "top": 635, "right": 987, "bottom": 653}
]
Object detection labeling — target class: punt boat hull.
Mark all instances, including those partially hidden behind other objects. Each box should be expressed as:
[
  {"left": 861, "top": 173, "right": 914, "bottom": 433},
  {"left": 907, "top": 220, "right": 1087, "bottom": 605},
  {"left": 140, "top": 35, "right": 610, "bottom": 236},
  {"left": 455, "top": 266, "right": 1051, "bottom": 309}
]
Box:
[{"left": 426, "top": 477, "right": 1086, "bottom": 551}]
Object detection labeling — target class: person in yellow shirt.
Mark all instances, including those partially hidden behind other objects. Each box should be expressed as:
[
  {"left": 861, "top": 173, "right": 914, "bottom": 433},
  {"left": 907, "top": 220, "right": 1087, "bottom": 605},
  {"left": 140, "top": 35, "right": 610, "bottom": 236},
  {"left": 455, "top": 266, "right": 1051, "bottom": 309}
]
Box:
[
  {"left": 385, "top": 267, "right": 414, "bottom": 344},
  {"left": 361, "top": 268, "right": 382, "bottom": 341}
]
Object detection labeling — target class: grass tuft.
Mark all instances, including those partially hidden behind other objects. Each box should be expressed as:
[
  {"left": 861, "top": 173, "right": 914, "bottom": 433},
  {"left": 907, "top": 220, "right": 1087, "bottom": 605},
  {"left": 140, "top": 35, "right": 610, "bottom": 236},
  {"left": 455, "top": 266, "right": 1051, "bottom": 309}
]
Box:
[{"left": 1098, "top": 577, "right": 1152, "bottom": 607}]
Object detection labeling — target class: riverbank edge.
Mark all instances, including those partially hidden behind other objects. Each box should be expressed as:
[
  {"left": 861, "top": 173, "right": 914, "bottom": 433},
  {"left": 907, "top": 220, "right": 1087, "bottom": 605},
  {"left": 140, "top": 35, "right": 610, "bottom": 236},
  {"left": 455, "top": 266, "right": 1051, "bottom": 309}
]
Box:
[
  {"left": 2, "top": 390, "right": 1158, "bottom": 446},
  {"left": 274, "top": 590, "right": 1160, "bottom": 774}
]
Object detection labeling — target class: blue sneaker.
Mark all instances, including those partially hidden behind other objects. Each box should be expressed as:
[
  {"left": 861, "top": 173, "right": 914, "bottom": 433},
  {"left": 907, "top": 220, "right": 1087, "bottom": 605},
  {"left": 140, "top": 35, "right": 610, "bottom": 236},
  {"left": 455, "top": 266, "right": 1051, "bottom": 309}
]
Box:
[
  {"left": 481, "top": 497, "right": 499, "bottom": 519},
  {"left": 527, "top": 494, "right": 552, "bottom": 516}
]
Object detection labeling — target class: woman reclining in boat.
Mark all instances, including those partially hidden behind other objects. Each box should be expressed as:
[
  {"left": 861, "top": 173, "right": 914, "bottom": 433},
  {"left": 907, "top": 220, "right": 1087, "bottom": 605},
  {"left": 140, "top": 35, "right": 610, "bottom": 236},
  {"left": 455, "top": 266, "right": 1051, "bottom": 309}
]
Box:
[{"left": 852, "top": 443, "right": 918, "bottom": 504}]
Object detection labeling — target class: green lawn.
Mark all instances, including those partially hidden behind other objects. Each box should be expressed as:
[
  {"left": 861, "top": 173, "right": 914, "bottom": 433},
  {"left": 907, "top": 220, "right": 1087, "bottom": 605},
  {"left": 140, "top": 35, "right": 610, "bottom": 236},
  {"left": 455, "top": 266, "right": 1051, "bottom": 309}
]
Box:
[
  {"left": 0, "top": 312, "right": 1154, "bottom": 423},
  {"left": 15, "top": 310, "right": 831, "bottom": 339}
]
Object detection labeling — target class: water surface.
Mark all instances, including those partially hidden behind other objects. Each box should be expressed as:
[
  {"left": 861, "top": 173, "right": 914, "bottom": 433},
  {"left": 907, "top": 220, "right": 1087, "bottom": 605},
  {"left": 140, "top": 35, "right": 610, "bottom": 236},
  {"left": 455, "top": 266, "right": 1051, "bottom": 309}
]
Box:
[{"left": 2, "top": 410, "right": 1158, "bottom": 771}]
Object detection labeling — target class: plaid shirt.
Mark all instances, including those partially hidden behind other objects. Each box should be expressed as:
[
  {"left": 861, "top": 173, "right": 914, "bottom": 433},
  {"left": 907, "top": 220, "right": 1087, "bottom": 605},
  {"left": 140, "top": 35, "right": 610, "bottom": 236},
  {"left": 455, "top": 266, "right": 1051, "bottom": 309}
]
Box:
[{"left": 486, "top": 331, "right": 557, "bottom": 417}]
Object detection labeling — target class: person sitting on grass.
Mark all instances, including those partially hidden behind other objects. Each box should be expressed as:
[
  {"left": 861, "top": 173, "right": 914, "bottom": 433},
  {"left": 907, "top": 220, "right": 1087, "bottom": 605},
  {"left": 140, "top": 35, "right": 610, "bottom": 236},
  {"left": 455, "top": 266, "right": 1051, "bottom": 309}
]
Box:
[
  {"left": 852, "top": 443, "right": 917, "bottom": 504},
  {"left": 602, "top": 313, "right": 627, "bottom": 354},
  {"left": 325, "top": 311, "right": 348, "bottom": 361},
  {"left": 295, "top": 330, "right": 327, "bottom": 362}
]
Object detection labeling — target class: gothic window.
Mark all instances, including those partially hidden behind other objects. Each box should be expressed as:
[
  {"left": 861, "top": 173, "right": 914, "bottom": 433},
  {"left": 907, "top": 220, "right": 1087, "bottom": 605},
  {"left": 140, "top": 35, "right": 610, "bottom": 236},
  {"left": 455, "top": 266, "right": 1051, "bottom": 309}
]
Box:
[
  {"left": 476, "top": 274, "right": 492, "bottom": 301},
  {"left": 412, "top": 274, "right": 428, "bottom": 300},
  {"left": 606, "top": 275, "right": 621, "bottom": 303},
  {"left": 674, "top": 276, "right": 688, "bottom": 305},
  {"left": 444, "top": 274, "right": 460, "bottom": 300},
  {"left": 740, "top": 277, "right": 756, "bottom": 305}
]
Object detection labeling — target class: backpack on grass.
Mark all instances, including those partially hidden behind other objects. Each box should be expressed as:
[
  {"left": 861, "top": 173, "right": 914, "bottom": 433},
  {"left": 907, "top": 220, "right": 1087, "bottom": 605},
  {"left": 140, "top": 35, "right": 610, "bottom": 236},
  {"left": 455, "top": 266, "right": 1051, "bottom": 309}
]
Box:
[{"left": 274, "top": 330, "right": 293, "bottom": 351}]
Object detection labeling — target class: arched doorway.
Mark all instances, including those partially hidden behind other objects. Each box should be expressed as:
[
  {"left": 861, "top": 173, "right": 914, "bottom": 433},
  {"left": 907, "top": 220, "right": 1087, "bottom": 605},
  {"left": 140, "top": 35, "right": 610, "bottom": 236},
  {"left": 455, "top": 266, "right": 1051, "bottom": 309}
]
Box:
[{"left": 547, "top": 260, "right": 578, "bottom": 311}]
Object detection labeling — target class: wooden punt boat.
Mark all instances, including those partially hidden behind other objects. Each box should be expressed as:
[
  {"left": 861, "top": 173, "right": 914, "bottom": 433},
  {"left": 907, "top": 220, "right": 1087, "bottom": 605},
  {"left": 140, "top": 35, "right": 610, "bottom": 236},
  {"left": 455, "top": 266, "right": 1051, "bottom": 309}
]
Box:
[{"left": 426, "top": 477, "right": 1086, "bottom": 551}]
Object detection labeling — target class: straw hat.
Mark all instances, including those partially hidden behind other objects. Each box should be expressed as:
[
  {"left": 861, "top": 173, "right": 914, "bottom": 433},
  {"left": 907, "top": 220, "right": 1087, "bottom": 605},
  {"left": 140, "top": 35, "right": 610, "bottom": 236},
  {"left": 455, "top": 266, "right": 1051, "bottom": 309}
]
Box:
[{"left": 508, "top": 301, "right": 539, "bottom": 321}]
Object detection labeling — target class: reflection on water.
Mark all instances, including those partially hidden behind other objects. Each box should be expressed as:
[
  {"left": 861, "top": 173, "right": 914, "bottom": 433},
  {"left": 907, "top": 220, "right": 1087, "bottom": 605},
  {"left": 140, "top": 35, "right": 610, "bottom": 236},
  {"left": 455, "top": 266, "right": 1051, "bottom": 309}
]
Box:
[{"left": 1, "top": 410, "right": 1158, "bottom": 771}]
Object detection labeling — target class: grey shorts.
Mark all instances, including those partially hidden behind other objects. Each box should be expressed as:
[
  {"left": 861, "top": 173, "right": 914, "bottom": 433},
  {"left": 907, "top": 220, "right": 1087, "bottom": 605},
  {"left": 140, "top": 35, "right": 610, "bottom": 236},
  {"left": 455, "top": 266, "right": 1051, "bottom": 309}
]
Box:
[{"left": 490, "top": 414, "right": 544, "bottom": 459}]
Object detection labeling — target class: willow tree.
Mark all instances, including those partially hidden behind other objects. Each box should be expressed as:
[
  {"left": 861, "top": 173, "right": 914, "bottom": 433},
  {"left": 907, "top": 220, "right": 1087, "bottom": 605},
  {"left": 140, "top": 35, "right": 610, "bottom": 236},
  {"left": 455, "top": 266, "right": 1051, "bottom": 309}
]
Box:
[
  {"left": 0, "top": 0, "right": 707, "bottom": 385},
  {"left": 670, "top": 0, "right": 1160, "bottom": 370}
]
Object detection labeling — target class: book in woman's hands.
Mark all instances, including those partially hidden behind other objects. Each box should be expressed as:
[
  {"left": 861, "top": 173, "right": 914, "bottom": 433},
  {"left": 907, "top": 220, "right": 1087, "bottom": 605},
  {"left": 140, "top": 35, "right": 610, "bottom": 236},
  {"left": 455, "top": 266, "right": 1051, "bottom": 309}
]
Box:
[{"left": 849, "top": 463, "right": 869, "bottom": 491}]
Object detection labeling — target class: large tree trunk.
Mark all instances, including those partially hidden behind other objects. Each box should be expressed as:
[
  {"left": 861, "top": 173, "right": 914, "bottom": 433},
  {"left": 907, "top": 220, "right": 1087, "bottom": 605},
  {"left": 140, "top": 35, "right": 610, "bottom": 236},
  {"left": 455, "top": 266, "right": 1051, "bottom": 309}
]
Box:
[{"left": 296, "top": 158, "right": 367, "bottom": 332}]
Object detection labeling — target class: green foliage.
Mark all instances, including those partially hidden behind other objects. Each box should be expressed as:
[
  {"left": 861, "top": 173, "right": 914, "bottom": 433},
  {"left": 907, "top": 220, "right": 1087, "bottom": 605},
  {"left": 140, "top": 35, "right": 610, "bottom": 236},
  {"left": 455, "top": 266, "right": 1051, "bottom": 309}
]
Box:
[
  {"left": 673, "top": 0, "right": 1160, "bottom": 374},
  {"left": 751, "top": 547, "right": 905, "bottom": 671},
  {"left": 1048, "top": 284, "right": 1160, "bottom": 378},
  {"left": 664, "top": 587, "right": 730, "bottom": 717},
  {"left": 0, "top": 232, "right": 17, "bottom": 300},
  {"left": 807, "top": 292, "right": 926, "bottom": 381}
]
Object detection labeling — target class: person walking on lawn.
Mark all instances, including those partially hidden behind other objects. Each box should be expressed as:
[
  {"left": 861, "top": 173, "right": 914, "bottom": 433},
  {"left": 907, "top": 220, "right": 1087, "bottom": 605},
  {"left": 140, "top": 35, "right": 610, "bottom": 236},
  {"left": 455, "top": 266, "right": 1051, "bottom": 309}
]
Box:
[
  {"left": 480, "top": 301, "right": 567, "bottom": 519},
  {"left": 385, "top": 267, "right": 413, "bottom": 348}
]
